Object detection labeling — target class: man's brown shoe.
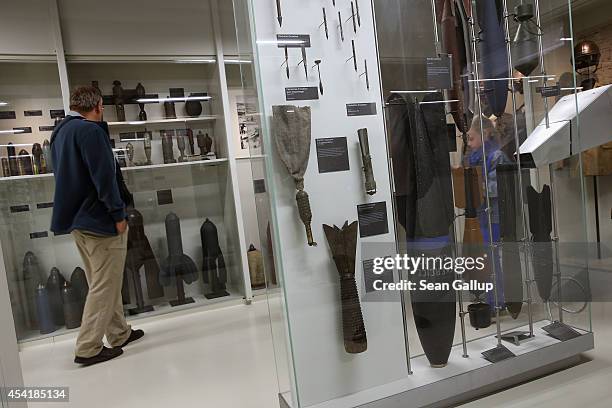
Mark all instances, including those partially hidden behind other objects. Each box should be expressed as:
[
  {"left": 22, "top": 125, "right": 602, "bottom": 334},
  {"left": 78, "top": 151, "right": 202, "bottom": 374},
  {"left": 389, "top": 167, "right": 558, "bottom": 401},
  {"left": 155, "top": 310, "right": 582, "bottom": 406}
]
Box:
[
  {"left": 74, "top": 347, "right": 123, "bottom": 366},
  {"left": 118, "top": 329, "right": 145, "bottom": 348}
]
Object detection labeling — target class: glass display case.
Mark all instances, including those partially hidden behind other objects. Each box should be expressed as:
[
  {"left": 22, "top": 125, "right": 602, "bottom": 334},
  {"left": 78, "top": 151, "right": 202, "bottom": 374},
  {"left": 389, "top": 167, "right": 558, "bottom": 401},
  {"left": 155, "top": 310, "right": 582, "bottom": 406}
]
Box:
[
  {"left": 243, "top": 0, "right": 597, "bottom": 407},
  {"left": 0, "top": 0, "right": 269, "bottom": 344}
]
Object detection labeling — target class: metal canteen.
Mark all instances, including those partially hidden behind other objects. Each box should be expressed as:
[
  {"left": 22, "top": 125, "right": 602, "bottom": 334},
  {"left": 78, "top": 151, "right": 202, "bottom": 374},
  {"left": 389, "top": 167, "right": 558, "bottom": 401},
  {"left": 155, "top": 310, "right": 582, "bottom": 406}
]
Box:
[{"left": 185, "top": 94, "right": 203, "bottom": 117}]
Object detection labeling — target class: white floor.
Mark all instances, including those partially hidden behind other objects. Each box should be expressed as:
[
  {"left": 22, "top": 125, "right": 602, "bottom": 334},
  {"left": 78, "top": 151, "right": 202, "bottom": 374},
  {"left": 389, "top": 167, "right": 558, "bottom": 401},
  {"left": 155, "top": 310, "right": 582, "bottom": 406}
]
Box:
[
  {"left": 20, "top": 299, "right": 281, "bottom": 408},
  {"left": 19, "top": 299, "right": 612, "bottom": 408},
  {"left": 458, "top": 302, "right": 612, "bottom": 408}
]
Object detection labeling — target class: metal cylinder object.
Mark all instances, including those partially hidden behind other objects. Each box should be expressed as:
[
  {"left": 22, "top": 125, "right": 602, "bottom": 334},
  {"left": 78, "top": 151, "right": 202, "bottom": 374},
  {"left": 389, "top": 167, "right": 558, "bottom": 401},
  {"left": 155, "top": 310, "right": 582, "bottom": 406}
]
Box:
[
  {"left": 357, "top": 128, "right": 376, "bottom": 195},
  {"left": 62, "top": 282, "right": 82, "bottom": 329},
  {"left": 32, "top": 143, "right": 43, "bottom": 174},
  {"left": 161, "top": 131, "right": 176, "bottom": 164}
]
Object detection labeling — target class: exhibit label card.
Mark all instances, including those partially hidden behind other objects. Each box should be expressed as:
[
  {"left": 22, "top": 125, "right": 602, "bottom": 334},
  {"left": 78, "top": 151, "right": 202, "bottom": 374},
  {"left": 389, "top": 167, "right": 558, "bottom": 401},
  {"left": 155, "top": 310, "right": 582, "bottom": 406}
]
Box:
[
  {"left": 157, "top": 189, "right": 174, "bottom": 205},
  {"left": 24, "top": 110, "right": 43, "bottom": 117},
  {"left": 357, "top": 201, "right": 389, "bottom": 237},
  {"left": 426, "top": 55, "right": 452, "bottom": 90},
  {"left": 10, "top": 205, "right": 30, "bottom": 213},
  {"left": 316, "top": 137, "right": 350, "bottom": 173},
  {"left": 36, "top": 202, "right": 54, "bottom": 209},
  {"left": 363, "top": 259, "right": 393, "bottom": 293},
  {"left": 276, "top": 34, "right": 311, "bottom": 48},
  {"left": 346, "top": 102, "right": 377, "bottom": 116},
  {"left": 169, "top": 88, "right": 185, "bottom": 98},
  {"left": 13, "top": 127, "right": 32, "bottom": 134},
  {"left": 0, "top": 111, "right": 17, "bottom": 120},
  {"left": 39, "top": 125, "right": 55, "bottom": 132},
  {"left": 285, "top": 87, "right": 319, "bottom": 101},
  {"left": 30, "top": 231, "right": 49, "bottom": 239},
  {"left": 119, "top": 132, "right": 137, "bottom": 142},
  {"left": 50, "top": 109, "right": 65, "bottom": 119},
  {"left": 537, "top": 84, "right": 561, "bottom": 98},
  {"left": 253, "top": 179, "right": 266, "bottom": 194}
]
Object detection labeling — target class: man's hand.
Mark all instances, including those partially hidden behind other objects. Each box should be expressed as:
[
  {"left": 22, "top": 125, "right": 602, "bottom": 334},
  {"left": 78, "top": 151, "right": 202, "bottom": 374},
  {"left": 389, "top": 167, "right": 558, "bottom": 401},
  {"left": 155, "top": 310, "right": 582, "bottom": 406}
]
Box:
[{"left": 116, "top": 220, "right": 128, "bottom": 234}]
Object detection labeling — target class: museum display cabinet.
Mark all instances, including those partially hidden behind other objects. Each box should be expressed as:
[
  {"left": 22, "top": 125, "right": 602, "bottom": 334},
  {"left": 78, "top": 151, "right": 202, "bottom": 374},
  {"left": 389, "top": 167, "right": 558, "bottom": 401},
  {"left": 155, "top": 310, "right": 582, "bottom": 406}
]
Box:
[
  {"left": 241, "top": 0, "right": 601, "bottom": 407},
  {"left": 0, "top": 0, "right": 609, "bottom": 406},
  {"left": 0, "top": 0, "right": 279, "bottom": 349}
]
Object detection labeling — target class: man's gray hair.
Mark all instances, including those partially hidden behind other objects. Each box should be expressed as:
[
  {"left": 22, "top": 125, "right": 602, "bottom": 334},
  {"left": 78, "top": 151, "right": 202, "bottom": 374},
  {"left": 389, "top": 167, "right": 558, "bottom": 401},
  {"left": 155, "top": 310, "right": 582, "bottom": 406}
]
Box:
[{"left": 69, "top": 86, "right": 102, "bottom": 113}]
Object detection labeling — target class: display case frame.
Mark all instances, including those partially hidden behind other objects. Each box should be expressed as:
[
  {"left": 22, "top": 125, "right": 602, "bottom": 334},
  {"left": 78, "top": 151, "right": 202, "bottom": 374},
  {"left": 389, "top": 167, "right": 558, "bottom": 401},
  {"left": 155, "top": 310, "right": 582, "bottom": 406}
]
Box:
[{"left": 244, "top": 0, "right": 596, "bottom": 407}]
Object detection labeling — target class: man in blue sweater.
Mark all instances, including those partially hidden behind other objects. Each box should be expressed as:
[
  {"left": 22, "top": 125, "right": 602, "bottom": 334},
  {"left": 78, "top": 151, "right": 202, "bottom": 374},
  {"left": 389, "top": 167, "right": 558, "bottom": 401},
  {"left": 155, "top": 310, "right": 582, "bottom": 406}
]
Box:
[{"left": 50, "top": 86, "right": 143, "bottom": 366}]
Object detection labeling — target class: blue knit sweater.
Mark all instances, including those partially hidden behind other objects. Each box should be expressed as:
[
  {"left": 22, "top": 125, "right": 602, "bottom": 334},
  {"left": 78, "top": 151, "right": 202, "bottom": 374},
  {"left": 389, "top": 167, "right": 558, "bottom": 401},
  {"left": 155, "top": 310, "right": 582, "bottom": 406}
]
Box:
[{"left": 50, "top": 115, "right": 126, "bottom": 236}]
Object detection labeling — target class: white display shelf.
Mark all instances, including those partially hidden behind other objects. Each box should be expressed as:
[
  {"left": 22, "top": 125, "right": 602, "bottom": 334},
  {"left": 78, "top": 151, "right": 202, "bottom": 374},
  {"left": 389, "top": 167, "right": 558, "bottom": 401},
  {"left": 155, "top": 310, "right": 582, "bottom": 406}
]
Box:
[
  {"left": 235, "top": 154, "right": 265, "bottom": 161},
  {"left": 63, "top": 55, "right": 250, "bottom": 64},
  {"left": 121, "top": 157, "right": 227, "bottom": 172},
  {"left": 65, "top": 54, "right": 218, "bottom": 64},
  {"left": 0, "top": 54, "right": 58, "bottom": 62},
  {"left": 0, "top": 158, "right": 228, "bottom": 183},
  {"left": 107, "top": 115, "right": 218, "bottom": 128}
]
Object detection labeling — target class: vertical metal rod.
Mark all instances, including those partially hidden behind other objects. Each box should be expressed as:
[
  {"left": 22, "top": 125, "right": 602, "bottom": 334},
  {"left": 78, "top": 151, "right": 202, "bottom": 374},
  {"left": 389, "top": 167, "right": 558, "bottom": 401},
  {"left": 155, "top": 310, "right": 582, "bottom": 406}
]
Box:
[
  {"left": 400, "top": 267, "right": 414, "bottom": 374},
  {"left": 549, "top": 167, "right": 564, "bottom": 323},
  {"left": 567, "top": 0, "right": 592, "bottom": 333},
  {"left": 593, "top": 177, "right": 601, "bottom": 259},
  {"left": 430, "top": 0, "right": 442, "bottom": 54},
  {"left": 468, "top": 4, "right": 503, "bottom": 348},
  {"left": 501, "top": 0, "right": 534, "bottom": 337},
  {"left": 534, "top": 0, "right": 550, "bottom": 128}
]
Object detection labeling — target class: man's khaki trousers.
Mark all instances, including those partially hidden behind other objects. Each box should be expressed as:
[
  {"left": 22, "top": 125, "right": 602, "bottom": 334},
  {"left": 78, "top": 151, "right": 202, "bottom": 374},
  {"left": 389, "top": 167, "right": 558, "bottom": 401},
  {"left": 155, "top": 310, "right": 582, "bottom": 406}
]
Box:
[{"left": 72, "top": 228, "right": 131, "bottom": 358}]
